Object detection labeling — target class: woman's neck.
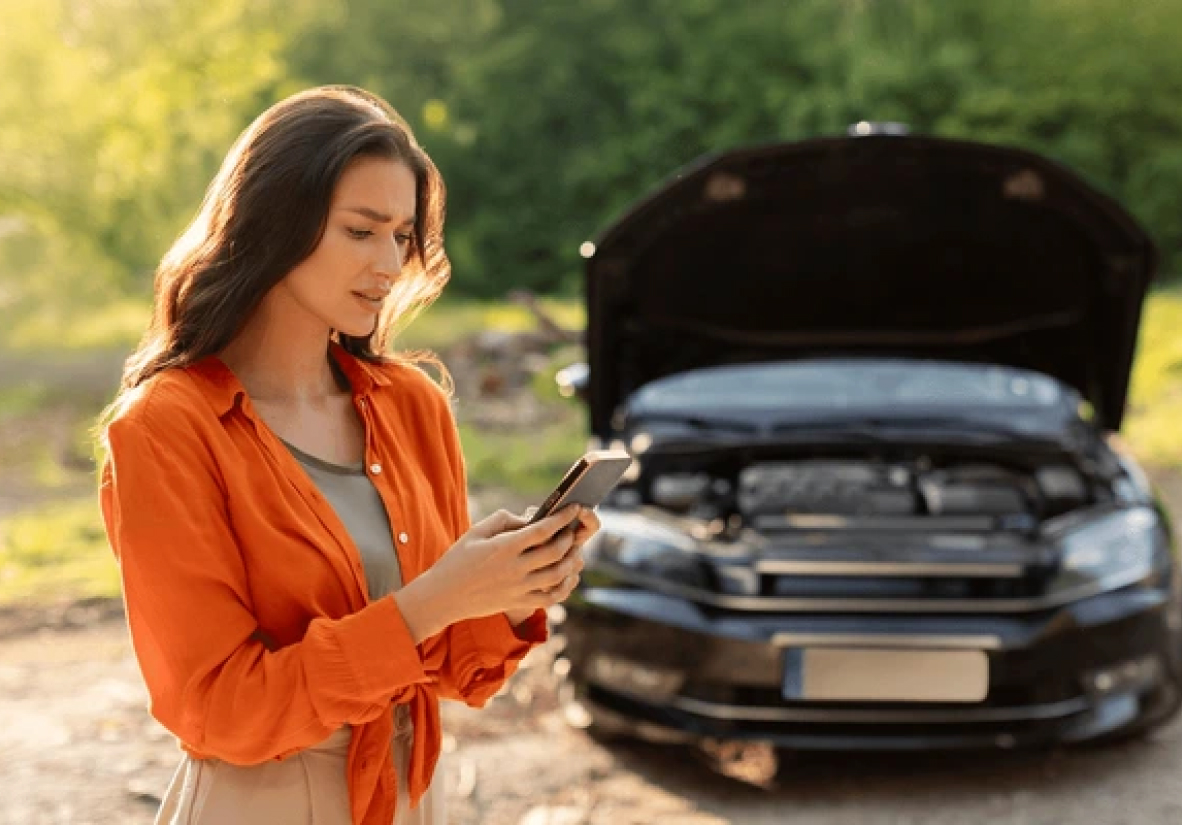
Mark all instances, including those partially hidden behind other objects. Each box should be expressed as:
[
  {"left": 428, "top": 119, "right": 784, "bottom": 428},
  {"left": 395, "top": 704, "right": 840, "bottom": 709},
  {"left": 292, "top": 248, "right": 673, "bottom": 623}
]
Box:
[{"left": 218, "top": 290, "right": 344, "bottom": 403}]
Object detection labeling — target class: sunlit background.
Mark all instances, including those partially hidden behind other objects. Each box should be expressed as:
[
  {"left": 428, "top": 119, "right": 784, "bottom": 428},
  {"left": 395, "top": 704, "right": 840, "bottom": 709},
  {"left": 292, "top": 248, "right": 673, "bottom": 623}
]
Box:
[{"left": 2, "top": 1, "right": 1182, "bottom": 822}]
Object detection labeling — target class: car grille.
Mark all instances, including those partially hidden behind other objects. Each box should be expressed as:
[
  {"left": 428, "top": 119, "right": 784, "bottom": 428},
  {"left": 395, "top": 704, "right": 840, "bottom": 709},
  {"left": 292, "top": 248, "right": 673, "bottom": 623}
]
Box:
[
  {"left": 696, "top": 548, "right": 1065, "bottom": 613},
  {"left": 762, "top": 572, "right": 1044, "bottom": 601}
]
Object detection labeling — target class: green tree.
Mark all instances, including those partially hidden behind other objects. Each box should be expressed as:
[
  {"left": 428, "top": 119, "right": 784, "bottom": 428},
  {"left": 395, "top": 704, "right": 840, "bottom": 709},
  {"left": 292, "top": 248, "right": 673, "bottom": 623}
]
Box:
[
  {"left": 310, "top": 0, "right": 1182, "bottom": 294},
  {"left": 0, "top": 0, "right": 318, "bottom": 319},
  {"left": 5, "top": 0, "right": 1181, "bottom": 317}
]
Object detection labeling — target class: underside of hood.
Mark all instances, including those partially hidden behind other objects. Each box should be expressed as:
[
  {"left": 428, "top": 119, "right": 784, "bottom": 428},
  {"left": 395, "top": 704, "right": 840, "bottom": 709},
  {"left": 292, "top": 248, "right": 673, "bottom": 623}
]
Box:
[{"left": 584, "top": 134, "right": 1156, "bottom": 437}]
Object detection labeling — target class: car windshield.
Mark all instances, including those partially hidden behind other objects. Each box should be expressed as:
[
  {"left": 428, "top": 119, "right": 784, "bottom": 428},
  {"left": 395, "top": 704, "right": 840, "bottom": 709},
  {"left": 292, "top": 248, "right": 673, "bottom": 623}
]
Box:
[{"left": 630, "top": 359, "right": 1067, "bottom": 413}]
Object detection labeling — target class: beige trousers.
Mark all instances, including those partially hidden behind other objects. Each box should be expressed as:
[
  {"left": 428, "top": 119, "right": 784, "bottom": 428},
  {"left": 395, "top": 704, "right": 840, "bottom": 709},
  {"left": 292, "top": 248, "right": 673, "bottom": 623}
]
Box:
[{"left": 154, "top": 708, "right": 444, "bottom": 824}]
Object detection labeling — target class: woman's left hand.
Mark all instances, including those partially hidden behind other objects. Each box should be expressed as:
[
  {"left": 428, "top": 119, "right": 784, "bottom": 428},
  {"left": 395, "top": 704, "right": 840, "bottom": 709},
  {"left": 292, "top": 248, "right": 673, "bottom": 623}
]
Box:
[{"left": 504, "top": 505, "right": 602, "bottom": 625}]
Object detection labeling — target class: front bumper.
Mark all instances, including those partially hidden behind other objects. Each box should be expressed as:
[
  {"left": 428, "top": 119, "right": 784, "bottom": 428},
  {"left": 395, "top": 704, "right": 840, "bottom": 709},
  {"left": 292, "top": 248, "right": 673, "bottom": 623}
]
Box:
[{"left": 561, "top": 584, "right": 1182, "bottom": 750}]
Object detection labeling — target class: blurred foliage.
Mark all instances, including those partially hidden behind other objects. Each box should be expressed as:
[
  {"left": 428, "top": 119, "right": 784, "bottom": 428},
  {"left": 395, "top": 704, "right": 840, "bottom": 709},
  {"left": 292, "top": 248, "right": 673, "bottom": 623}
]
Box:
[
  {"left": 396, "top": 298, "right": 584, "bottom": 352},
  {"left": 2, "top": 0, "right": 1182, "bottom": 306},
  {"left": 2, "top": 295, "right": 152, "bottom": 352},
  {"left": 1126, "top": 289, "right": 1182, "bottom": 467},
  {"left": 457, "top": 408, "right": 588, "bottom": 499},
  {"left": 0, "top": 291, "right": 586, "bottom": 353},
  {"left": 0, "top": 498, "right": 119, "bottom": 606},
  {"left": 0, "top": 0, "right": 319, "bottom": 312}
]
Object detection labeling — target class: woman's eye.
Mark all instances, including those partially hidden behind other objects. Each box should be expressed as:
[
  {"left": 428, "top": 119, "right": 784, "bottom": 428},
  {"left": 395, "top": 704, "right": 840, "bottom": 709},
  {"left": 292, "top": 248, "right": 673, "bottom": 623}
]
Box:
[
  {"left": 347, "top": 228, "right": 373, "bottom": 239},
  {"left": 396, "top": 232, "right": 414, "bottom": 245}
]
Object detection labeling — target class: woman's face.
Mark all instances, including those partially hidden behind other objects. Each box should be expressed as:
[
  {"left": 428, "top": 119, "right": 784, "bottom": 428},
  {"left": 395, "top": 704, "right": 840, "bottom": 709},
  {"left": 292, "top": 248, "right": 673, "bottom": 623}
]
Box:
[{"left": 277, "top": 155, "right": 418, "bottom": 339}]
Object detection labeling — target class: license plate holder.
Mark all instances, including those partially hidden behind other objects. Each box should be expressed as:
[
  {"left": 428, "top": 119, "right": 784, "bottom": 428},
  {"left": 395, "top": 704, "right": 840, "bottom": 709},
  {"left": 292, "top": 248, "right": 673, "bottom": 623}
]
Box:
[{"left": 782, "top": 647, "right": 989, "bottom": 703}]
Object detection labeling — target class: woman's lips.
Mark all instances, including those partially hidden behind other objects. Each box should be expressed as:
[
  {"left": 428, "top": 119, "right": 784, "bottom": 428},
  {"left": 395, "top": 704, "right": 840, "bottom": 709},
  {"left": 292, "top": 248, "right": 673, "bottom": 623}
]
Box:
[{"left": 353, "top": 291, "right": 385, "bottom": 310}]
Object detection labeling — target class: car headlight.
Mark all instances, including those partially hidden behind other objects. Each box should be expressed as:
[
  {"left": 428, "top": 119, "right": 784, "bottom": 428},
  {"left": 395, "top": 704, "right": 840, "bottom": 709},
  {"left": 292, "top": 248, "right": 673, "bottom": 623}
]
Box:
[
  {"left": 585, "top": 514, "right": 711, "bottom": 590},
  {"left": 1049, "top": 508, "right": 1166, "bottom": 597}
]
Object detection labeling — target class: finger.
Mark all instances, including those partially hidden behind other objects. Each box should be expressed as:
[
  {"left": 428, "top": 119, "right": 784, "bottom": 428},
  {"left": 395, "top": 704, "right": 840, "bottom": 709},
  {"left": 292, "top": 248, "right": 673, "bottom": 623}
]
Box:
[
  {"left": 533, "top": 545, "right": 580, "bottom": 579},
  {"left": 525, "top": 554, "right": 579, "bottom": 592},
  {"left": 549, "top": 572, "right": 580, "bottom": 603},
  {"left": 554, "top": 540, "right": 586, "bottom": 569},
  {"left": 537, "top": 570, "right": 578, "bottom": 599},
  {"left": 569, "top": 523, "right": 594, "bottom": 548},
  {"left": 522, "top": 505, "right": 539, "bottom": 521},
  {"left": 517, "top": 530, "right": 577, "bottom": 572},
  {"left": 499, "top": 504, "right": 581, "bottom": 552},
  {"left": 468, "top": 508, "right": 529, "bottom": 539},
  {"left": 580, "top": 509, "right": 602, "bottom": 536},
  {"left": 549, "top": 555, "right": 584, "bottom": 583},
  {"left": 520, "top": 571, "right": 579, "bottom": 610},
  {"left": 568, "top": 509, "right": 601, "bottom": 545}
]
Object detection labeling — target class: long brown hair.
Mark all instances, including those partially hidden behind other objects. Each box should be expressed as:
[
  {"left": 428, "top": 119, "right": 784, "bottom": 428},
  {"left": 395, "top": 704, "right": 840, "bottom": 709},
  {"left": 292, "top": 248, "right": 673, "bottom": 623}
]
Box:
[{"left": 105, "top": 85, "right": 450, "bottom": 420}]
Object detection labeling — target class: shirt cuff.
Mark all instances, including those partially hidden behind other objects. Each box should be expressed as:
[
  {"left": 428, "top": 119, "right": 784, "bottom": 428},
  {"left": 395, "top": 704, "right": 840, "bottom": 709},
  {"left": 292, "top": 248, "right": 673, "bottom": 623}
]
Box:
[
  {"left": 506, "top": 608, "right": 549, "bottom": 644},
  {"left": 328, "top": 593, "right": 432, "bottom": 703},
  {"left": 465, "top": 609, "right": 549, "bottom": 669}
]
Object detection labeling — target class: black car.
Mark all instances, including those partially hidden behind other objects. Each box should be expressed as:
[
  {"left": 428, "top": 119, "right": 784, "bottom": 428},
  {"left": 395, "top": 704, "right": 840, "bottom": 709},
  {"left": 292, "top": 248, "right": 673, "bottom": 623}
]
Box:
[{"left": 555, "top": 128, "right": 1182, "bottom": 752}]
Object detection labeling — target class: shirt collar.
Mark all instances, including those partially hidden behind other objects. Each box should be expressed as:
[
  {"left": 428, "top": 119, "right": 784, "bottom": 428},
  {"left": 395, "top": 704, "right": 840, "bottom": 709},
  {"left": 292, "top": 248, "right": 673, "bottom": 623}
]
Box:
[{"left": 187, "top": 340, "right": 392, "bottom": 418}]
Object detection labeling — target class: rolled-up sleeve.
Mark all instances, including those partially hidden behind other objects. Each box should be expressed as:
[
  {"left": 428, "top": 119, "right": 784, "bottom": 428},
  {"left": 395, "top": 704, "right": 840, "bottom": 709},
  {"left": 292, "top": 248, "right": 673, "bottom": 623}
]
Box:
[
  {"left": 101, "top": 413, "right": 431, "bottom": 765},
  {"left": 427, "top": 609, "right": 549, "bottom": 707}
]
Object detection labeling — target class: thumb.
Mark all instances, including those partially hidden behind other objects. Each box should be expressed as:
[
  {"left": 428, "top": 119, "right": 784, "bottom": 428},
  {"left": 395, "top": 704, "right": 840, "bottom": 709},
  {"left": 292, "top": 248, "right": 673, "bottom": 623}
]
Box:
[{"left": 468, "top": 508, "right": 529, "bottom": 539}]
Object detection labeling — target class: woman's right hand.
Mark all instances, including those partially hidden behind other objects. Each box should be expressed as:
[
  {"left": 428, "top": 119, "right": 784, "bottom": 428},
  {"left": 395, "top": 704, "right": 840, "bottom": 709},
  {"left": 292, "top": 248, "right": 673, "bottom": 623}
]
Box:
[
  {"left": 437, "top": 505, "right": 583, "bottom": 619},
  {"left": 395, "top": 505, "right": 584, "bottom": 641}
]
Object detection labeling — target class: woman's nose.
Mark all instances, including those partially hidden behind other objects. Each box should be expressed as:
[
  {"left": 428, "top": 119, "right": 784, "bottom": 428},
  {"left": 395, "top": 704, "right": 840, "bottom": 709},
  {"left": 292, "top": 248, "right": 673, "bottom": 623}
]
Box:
[{"left": 375, "top": 236, "right": 404, "bottom": 279}]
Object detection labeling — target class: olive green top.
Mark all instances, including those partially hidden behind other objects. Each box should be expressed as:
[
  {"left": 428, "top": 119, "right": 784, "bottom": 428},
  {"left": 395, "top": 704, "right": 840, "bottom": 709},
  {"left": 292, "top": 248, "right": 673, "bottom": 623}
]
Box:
[{"left": 281, "top": 439, "right": 403, "bottom": 602}]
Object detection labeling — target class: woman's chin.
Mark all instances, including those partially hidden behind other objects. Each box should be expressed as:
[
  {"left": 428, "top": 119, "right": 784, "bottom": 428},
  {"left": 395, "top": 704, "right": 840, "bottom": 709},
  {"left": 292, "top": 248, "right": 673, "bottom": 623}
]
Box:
[{"left": 335, "top": 315, "right": 380, "bottom": 340}]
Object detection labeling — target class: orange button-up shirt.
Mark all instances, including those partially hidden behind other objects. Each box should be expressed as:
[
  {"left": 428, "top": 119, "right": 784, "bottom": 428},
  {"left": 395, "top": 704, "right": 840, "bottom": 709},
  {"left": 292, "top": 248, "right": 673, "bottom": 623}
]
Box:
[{"left": 99, "top": 342, "right": 547, "bottom": 825}]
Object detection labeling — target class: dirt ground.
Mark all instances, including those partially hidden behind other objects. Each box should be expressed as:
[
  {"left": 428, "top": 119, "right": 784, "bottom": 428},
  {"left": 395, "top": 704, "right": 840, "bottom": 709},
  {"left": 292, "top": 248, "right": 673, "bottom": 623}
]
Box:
[{"left": 3, "top": 603, "right": 1182, "bottom": 825}]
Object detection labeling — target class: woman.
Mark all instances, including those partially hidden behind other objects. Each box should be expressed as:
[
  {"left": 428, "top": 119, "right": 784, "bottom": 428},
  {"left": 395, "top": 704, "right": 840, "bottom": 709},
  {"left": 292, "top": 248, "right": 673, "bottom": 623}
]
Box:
[{"left": 97, "top": 85, "right": 598, "bottom": 824}]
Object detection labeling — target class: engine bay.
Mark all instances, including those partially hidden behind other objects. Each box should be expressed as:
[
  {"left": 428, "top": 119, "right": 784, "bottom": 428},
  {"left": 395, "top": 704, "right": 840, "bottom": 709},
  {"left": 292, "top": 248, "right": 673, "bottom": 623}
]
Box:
[{"left": 628, "top": 448, "right": 1100, "bottom": 533}]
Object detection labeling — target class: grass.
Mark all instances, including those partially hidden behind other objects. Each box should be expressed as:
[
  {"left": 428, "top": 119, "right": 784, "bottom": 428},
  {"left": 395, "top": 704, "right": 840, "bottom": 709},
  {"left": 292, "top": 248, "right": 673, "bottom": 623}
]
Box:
[
  {"left": 0, "top": 295, "right": 150, "bottom": 352},
  {"left": 0, "top": 499, "right": 120, "bottom": 605},
  {"left": 0, "top": 294, "right": 586, "bottom": 354},
  {"left": 397, "top": 297, "right": 584, "bottom": 351},
  {"left": 0, "top": 383, "right": 51, "bottom": 416},
  {"left": 1124, "top": 289, "right": 1182, "bottom": 467},
  {"left": 458, "top": 407, "right": 589, "bottom": 499}
]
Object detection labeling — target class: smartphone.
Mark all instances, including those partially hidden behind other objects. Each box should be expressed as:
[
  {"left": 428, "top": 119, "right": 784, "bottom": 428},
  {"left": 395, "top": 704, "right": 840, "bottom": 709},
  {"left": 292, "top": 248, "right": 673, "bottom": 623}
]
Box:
[{"left": 527, "top": 449, "right": 634, "bottom": 524}]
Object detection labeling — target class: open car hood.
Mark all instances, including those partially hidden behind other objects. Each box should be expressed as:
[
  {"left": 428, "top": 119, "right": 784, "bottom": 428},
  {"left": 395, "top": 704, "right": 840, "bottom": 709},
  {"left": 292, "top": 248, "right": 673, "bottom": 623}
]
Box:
[{"left": 584, "top": 134, "right": 1156, "bottom": 437}]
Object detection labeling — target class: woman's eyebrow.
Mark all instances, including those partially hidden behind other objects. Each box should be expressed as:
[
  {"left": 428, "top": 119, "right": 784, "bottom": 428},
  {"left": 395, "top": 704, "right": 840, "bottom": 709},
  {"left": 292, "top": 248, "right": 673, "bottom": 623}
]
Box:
[{"left": 342, "top": 206, "right": 416, "bottom": 225}]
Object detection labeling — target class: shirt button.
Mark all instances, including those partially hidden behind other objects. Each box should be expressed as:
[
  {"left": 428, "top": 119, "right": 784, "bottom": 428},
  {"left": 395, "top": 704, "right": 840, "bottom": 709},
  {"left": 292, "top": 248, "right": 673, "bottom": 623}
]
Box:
[
  {"left": 398, "top": 532, "right": 409, "bottom": 544},
  {"left": 369, "top": 463, "right": 382, "bottom": 475}
]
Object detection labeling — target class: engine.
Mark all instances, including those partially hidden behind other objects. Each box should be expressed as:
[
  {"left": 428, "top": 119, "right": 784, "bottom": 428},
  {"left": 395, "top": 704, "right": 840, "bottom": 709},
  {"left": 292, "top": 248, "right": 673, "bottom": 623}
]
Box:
[
  {"left": 737, "top": 461, "right": 915, "bottom": 518},
  {"left": 641, "top": 455, "right": 1093, "bottom": 530}
]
